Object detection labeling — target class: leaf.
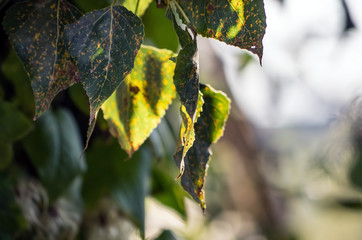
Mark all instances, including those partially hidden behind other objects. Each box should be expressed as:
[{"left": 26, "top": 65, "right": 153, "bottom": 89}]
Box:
[
  {"left": 102, "top": 45, "right": 176, "bottom": 156},
  {"left": 83, "top": 138, "right": 151, "bottom": 237},
  {"left": 0, "top": 174, "right": 27, "bottom": 236},
  {"left": 64, "top": 5, "right": 144, "bottom": 134},
  {"left": 155, "top": 230, "right": 178, "bottom": 240},
  {"left": 3, "top": 0, "right": 82, "bottom": 119},
  {"left": 142, "top": 1, "right": 179, "bottom": 52},
  {"left": 0, "top": 144, "right": 13, "bottom": 171},
  {"left": 172, "top": 0, "right": 266, "bottom": 61},
  {"left": 0, "top": 99, "right": 32, "bottom": 144},
  {"left": 122, "top": 0, "right": 153, "bottom": 17},
  {"left": 169, "top": 11, "right": 203, "bottom": 177},
  {"left": 22, "top": 108, "right": 86, "bottom": 202},
  {"left": 180, "top": 84, "right": 230, "bottom": 211}
]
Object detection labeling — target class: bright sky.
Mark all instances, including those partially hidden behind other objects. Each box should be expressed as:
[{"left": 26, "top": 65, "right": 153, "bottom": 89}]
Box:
[{"left": 211, "top": 0, "right": 362, "bottom": 128}]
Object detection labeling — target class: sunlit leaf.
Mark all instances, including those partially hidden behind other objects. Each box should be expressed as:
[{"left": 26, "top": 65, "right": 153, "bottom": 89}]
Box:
[
  {"left": 83, "top": 139, "right": 151, "bottom": 237},
  {"left": 169, "top": 11, "right": 203, "bottom": 177},
  {"left": 0, "top": 100, "right": 31, "bottom": 144},
  {"left": 181, "top": 84, "right": 230, "bottom": 211},
  {"left": 122, "top": 0, "right": 152, "bottom": 17},
  {"left": 102, "top": 45, "right": 176, "bottom": 156},
  {"left": 3, "top": 0, "right": 82, "bottom": 119},
  {"left": 22, "top": 108, "right": 86, "bottom": 202},
  {"left": 172, "top": 0, "right": 266, "bottom": 61},
  {"left": 64, "top": 5, "right": 144, "bottom": 145}
]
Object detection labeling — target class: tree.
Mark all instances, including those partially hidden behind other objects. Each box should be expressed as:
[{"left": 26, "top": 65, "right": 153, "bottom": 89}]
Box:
[{"left": 0, "top": 0, "right": 266, "bottom": 238}]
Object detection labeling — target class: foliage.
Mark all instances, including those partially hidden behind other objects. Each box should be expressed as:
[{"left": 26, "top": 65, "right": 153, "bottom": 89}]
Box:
[{"left": 0, "top": 0, "right": 266, "bottom": 238}]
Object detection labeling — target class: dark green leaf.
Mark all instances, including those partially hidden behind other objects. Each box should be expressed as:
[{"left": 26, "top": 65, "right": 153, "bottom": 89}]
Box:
[
  {"left": 181, "top": 84, "right": 230, "bottom": 211},
  {"left": 102, "top": 45, "right": 176, "bottom": 156},
  {"left": 0, "top": 174, "right": 27, "bottom": 236},
  {"left": 172, "top": 0, "right": 266, "bottom": 61},
  {"left": 122, "top": 0, "right": 152, "bottom": 17},
  {"left": 0, "top": 143, "right": 13, "bottom": 170},
  {"left": 1, "top": 49, "right": 34, "bottom": 118},
  {"left": 64, "top": 5, "right": 144, "bottom": 128},
  {"left": 73, "top": 0, "right": 110, "bottom": 13},
  {"left": 22, "top": 108, "right": 86, "bottom": 202},
  {"left": 3, "top": 0, "right": 82, "bottom": 119},
  {"left": 83, "top": 138, "right": 151, "bottom": 237},
  {"left": 0, "top": 99, "right": 31, "bottom": 143},
  {"left": 155, "top": 229, "right": 177, "bottom": 240}
]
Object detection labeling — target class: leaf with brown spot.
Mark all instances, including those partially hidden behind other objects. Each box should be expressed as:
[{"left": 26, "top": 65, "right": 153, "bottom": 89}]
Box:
[
  {"left": 181, "top": 84, "right": 230, "bottom": 211},
  {"left": 102, "top": 45, "right": 176, "bottom": 156},
  {"left": 3, "top": 0, "right": 82, "bottom": 119},
  {"left": 64, "top": 5, "right": 144, "bottom": 145},
  {"left": 169, "top": 8, "right": 203, "bottom": 177},
  {"left": 173, "top": 0, "right": 266, "bottom": 61}
]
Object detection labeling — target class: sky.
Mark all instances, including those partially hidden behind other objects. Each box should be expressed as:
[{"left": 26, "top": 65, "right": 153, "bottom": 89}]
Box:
[{"left": 211, "top": 0, "right": 362, "bottom": 128}]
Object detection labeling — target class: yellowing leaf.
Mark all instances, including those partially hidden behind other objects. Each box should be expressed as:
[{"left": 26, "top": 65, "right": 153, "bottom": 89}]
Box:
[{"left": 102, "top": 45, "right": 176, "bottom": 156}]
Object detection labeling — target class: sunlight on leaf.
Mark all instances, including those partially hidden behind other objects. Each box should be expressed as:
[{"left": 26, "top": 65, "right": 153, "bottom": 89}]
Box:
[
  {"left": 173, "top": 0, "right": 266, "bottom": 61},
  {"left": 122, "top": 0, "right": 153, "bottom": 17},
  {"left": 102, "top": 45, "right": 176, "bottom": 157}
]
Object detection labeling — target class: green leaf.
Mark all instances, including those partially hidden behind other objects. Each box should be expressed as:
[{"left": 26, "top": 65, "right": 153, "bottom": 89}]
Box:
[
  {"left": 122, "top": 0, "right": 153, "bottom": 17},
  {"left": 3, "top": 0, "right": 82, "bottom": 119},
  {"left": 64, "top": 5, "right": 144, "bottom": 131},
  {"left": 155, "top": 230, "right": 178, "bottom": 240},
  {"left": 1, "top": 49, "right": 34, "bottom": 118},
  {"left": 83, "top": 138, "right": 151, "bottom": 237},
  {"left": 180, "top": 84, "right": 230, "bottom": 211},
  {"left": 22, "top": 108, "right": 86, "bottom": 202},
  {"left": 0, "top": 144, "right": 13, "bottom": 171},
  {"left": 0, "top": 174, "right": 27, "bottom": 236},
  {"left": 102, "top": 45, "right": 176, "bottom": 156},
  {"left": 0, "top": 99, "right": 32, "bottom": 144},
  {"left": 172, "top": 0, "right": 266, "bottom": 61},
  {"left": 169, "top": 12, "right": 203, "bottom": 177},
  {"left": 141, "top": 1, "right": 179, "bottom": 52}
]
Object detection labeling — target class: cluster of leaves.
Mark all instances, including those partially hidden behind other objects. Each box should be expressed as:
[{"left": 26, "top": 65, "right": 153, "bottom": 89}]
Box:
[{"left": 0, "top": 0, "right": 265, "bottom": 238}]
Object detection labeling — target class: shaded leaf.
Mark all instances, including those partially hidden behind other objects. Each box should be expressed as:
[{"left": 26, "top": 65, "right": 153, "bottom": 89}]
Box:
[
  {"left": 142, "top": 1, "right": 179, "bottom": 52},
  {"left": 102, "top": 45, "right": 176, "bottom": 156},
  {"left": 73, "top": 0, "right": 110, "bottom": 13},
  {"left": 0, "top": 143, "right": 13, "bottom": 171},
  {"left": 181, "top": 84, "right": 230, "bottom": 211},
  {"left": 169, "top": 10, "right": 204, "bottom": 177},
  {"left": 3, "top": 0, "right": 82, "bottom": 119},
  {"left": 172, "top": 0, "right": 266, "bottom": 61},
  {"left": 1, "top": 49, "right": 34, "bottom": 118},
  {"left": 64, "top": 5, "right": 144, "bottom": 135},
  {"left": 22, "top": 108, "right": 86, "bottom": 202},
  {"left": 0, "top": 174, "right": 27, "bottom": 236},
  {"left": 155, "top": 229, "right": 177, "bottom": 240},
  {"left": 122, "top": 0, "right": 152, "bottom": 17},
  {"left": 83, "top": 138, "right": 151, "bottom": 237},
  {"left": 0, "top": 99, "right": 31, "bottom": 144}
]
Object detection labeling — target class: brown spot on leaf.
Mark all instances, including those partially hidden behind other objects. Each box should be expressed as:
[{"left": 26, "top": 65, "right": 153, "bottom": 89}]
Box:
[{"left": 129, "top": 85, "right": 140, "bottom": 95}]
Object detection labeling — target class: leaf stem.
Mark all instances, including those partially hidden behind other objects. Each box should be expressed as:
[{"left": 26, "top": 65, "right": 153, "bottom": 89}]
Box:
[{"left": 111, "top": 0, "right": 117, "bottom": 7}]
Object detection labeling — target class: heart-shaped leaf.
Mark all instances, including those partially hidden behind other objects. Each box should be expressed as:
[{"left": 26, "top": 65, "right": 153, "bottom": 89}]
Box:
[{"left": 64, "top": 5, "right": 144, "bottom": 144}]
